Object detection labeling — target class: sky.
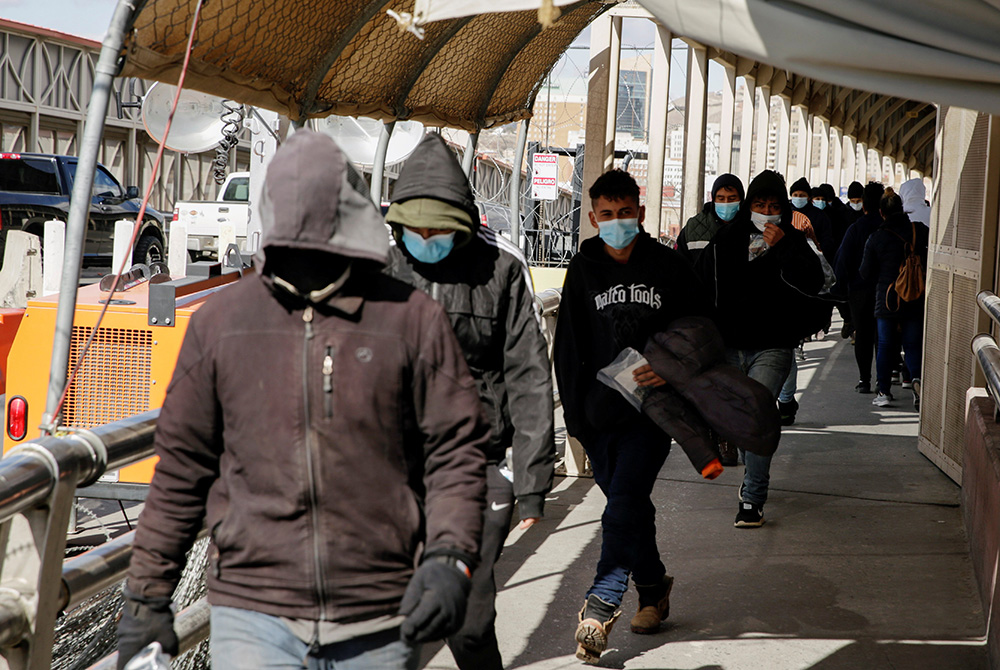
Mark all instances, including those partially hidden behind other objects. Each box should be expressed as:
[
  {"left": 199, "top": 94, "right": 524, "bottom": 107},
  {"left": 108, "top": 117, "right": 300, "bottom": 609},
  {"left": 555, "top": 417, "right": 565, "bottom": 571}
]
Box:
[{"left": 1, "top": 0, "right": 117, "bottom": 40}]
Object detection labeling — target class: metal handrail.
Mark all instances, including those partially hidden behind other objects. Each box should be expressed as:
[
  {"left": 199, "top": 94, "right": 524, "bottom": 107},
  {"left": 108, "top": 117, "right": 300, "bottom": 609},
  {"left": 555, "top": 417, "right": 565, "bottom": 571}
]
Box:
[
  {"left": 974, "top": 291, "right": 1000, "bottom": 421},
  {"left": 978, "top": 290, "right": 1000, "bottom": 326},
  {"left": 87, "top": 598, "right": 212, "bottom": 670}
]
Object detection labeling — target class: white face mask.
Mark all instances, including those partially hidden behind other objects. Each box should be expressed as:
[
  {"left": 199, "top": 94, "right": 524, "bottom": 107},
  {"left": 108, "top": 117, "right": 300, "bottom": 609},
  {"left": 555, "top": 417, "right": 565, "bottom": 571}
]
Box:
[
  {"left": 850, "top": 201, "right": 863, "bottom": 211},
  {"left": 750, "top": 211, "right": 781, "bottom": 232}
]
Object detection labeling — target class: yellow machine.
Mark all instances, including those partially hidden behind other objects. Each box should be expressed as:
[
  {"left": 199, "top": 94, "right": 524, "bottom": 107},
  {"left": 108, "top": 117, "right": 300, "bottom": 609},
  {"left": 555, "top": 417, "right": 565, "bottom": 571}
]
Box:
[{"left": 2, "top": 268, "right": 242, "bottom": 483}]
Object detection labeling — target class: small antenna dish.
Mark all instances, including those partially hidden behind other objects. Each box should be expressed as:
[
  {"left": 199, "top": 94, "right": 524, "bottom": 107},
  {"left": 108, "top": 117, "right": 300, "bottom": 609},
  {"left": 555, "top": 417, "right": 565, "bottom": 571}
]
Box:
[
  {"left": 315, "top": 116, "right": 424, "bottom": 167},
  {"left": 141, "top": 82, "right": 230, "bottom": 154}
]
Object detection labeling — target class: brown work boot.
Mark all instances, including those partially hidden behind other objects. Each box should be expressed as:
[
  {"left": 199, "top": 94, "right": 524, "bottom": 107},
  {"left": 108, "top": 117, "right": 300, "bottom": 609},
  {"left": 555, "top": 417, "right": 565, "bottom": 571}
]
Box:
[
  {"left": 630, "top": 574, "right": 674, "bottom": 634},
  {"left": 575, "top": 595, "right": 620, "bottom": 664}
]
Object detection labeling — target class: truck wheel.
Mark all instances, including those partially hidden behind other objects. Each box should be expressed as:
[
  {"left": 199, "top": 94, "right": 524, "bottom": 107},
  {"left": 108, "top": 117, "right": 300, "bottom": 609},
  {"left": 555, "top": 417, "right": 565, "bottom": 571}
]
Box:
[{"left": 133, "top": 235, "right": 164, "bottom": 266}]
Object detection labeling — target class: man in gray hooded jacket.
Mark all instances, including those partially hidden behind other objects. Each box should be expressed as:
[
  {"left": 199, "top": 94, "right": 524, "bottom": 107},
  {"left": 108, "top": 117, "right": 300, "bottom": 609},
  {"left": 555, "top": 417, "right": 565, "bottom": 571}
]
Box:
[
  {"left": 385, "top": 133, "right": 555, "bottom": 670},
  {"left": 117, "top": 131, "right": 490, "bottom": 669}
]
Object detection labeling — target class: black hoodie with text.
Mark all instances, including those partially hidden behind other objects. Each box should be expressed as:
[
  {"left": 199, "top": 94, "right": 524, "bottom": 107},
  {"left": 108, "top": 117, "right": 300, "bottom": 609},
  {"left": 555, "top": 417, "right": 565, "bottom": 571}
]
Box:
[{"left": 553, "top": 232, "right": 710, "bottom": 439}]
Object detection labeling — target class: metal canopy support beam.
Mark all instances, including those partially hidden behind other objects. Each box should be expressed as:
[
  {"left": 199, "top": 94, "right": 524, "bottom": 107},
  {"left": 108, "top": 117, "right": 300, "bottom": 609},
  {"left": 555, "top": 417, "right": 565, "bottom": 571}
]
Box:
[
  {"left": 580, "top": 13, "right": 621, "bottom": 243},
  {"left": 718, "top": 62, "right": 736, "bottom": 176},
  {"left": 682, "top": 41, "right": 709, "bottom": 225},
  {"left": 462, "top": 132, "right": 479, "bottom": 178},
  {"left": 754, "top": 84, "right": 771, "bottom": 174},
  {"left": 645, "top": 25, "right": 672, "bottom": 238},
  {"left": 370, "top": 121, "right": 395, "bottom": 206},
  {"left": 737, "top": 75, "right": 756, "bottom": 181},
  {"left": 775, "top": 95, "right": 791, "bottom": 179},
  {"left": 509, "top": 119, "right": 530, "bottom": 250},
  {"left": 42, "top": 0, "right": 139, "bottom": 431},
  {"left": 829, "top": 125, "right": 843, "bottom": 192}
]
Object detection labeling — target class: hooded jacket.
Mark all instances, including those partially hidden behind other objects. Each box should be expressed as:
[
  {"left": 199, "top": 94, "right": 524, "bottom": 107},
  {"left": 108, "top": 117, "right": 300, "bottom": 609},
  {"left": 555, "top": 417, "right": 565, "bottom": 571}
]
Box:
[
  {"left": 553, "top": 231, "right": 711, "bottom": 439},
  {"left": 385, "top": 133, "right": 555, "bottom": 520},
  {"left": 899, "top": 178, "right": 931, "bottom": 227},
  {"left": 676, "top": 173, "right": 745, "bottom": 264},
  {"left": 127, "top": 131, "right": 489, "bottom": 623},
  {"left": 833, "top": 210, "right": 884, "bottom": 295},
  {"left": 860, "top": 211, "right": 929, "bottom": 319},
  {"left": 697, "top": 170, "right": 827, "bottom": 350}
]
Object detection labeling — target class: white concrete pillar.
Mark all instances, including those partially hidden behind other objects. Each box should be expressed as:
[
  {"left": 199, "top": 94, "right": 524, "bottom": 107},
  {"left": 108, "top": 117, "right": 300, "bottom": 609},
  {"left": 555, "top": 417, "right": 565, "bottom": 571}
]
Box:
[
  {"left": 856, "top": 142, "right": 867, "bottom": 183},
  {"left": 167, "top": 222, "right": 188, "bottom": 278},
  {"left": 112, "top": 220, "right": 135, "bottom": 272},
  {"left": 43, "top": 220, "right": 65, "bottom": 297},
  {"left": 718, "top": 63, "right": 736, "bottom": 176},
  {"left": 737, "top": 75, "right": 756, "bottom": 182},
  {"left": 581, "top": 13, "right": 622, "bottom": 241},
  {"left": 753, "top": 85, "right": 771, "bottom": 175},
  {"left": 827, "top": 127, "right": 842, "bottom": 192},
  {"left": 804, "top": 114, "right": 815, "bottom": 183},
  {"left": 815, "top": 118, "right": 830, "bottom": 186},
  {"left": 645, "top": 25, "right": 672, "bottom": 238},
  {"left": 843, "top": 135, "right": 857, "bottom": 195},
  {"left": 793, "top": 107, "right": 808, "bottom": 178},
  {"left": 682, "top": 41, "right": 709, "bottom": 224},
  {"left": 775, "top": 95, "right": 791, "bottom": 180}
]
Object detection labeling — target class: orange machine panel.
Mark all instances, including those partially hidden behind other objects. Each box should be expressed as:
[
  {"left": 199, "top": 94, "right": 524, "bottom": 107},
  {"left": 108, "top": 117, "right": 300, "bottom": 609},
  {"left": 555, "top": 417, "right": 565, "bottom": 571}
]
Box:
[{"left": 3, "top": 273, "right": 241, "bottom": 483}]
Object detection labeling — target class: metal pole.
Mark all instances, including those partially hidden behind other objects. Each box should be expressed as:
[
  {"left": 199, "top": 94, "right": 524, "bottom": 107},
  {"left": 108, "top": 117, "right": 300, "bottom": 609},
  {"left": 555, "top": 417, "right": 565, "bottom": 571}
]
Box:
[
  {"left": 462, "top": 132, "right": 479, "bottom": 178},
  {"left": 41, "top": 0, "right": 141, "bottom": 433},
  {"left": 509, "top": 119, "right": 530, "bottom": 248},
  {"left": 370, "top": 121, "right": 395, "bottom": 206}
]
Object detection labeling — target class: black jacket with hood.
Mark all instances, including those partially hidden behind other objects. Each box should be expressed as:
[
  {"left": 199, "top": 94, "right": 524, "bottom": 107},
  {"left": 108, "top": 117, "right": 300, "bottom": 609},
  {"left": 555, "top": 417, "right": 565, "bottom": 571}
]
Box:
[
  {"left": 860, "top": 211, "right": 929, "bottom": 319},
  {"left": 697, "top": 170, "right": 827, "bottom": 351},
  {"left": 384, "top": 134, "right": 555, "bottom": 520},
  {"left": 127, "top": 131, "right": 489, "bottom": 623},
  {"left": 833, "top": 210, "right": 883, "bottom": 295},
  {"left": 553, "top": 231, "right": 710, "bottom": 440}
]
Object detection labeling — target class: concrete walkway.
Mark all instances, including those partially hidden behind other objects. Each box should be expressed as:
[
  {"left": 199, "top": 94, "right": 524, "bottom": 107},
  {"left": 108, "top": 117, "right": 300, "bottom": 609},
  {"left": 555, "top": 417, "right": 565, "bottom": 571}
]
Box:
[{"left": 421, "top": 324, "right": 988, "bottom": 669}]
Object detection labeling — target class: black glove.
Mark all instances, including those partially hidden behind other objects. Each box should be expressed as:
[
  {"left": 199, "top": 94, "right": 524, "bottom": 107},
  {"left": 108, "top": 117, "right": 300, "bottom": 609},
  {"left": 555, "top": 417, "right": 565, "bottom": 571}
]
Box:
[
  {"left": 116, "top": 586, "right": 178, "bottom": 670},
  {"left": 399, "top": 555, "right": 473, "bottom": 644}
]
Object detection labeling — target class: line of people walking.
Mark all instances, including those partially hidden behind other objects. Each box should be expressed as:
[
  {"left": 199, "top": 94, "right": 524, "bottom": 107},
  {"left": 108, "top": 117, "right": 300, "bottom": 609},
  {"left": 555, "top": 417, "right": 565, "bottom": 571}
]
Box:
[{"left": 112, "top": 128, "right": 929, "bottom": 670}]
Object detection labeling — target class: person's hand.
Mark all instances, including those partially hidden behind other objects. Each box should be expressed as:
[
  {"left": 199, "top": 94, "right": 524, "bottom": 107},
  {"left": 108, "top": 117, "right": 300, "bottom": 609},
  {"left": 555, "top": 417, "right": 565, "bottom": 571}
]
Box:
[
  {"left": 399, "top": 556, "right": 472, "bottom": 644},
  {"left": 633, "top": 364, "right": 667, "bottom": 388},
  {"left": 518, "top": 517, "right": 540, "bottom": 530},
  {"left": 116, "top": 587, "right": 177, "bottom": 670},
  {"left": 763, "top": 223, "right": 785, "bottom": 246}
]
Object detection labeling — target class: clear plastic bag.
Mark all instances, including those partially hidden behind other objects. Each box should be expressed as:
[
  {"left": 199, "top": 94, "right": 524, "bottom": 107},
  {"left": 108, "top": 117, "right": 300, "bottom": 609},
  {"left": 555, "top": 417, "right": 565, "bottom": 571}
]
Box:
[{"left": 597, "top": 347, "right": 652, "bottom": 411}]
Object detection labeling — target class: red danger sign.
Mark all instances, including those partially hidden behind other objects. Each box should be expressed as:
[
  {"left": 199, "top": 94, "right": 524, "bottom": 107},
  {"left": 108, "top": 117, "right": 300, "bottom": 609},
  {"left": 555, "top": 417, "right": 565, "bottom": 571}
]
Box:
[{"left": 531, "top": 153, "right": 558, "bottom": 200}]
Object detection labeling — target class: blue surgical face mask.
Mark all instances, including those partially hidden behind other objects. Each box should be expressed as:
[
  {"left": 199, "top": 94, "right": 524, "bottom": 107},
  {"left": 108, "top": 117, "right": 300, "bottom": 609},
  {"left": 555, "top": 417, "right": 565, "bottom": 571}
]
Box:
[
  {"left": 715, "top": 201, "right": 740, "bottom": 222},
  {"left": 597, "top": 218, "right": 640, "bottom": 249},
  {"left": 401, "top": 227, "right": 456, "bottom": 264},
  {"left": 790, "top": 196, "right": 809, "bottom": 209},
  {"left": 812, "top": 198, "right": 827, "bottom": 210},
  {"left": 850, "top": 201, "right": 863, "bottom": 211}
]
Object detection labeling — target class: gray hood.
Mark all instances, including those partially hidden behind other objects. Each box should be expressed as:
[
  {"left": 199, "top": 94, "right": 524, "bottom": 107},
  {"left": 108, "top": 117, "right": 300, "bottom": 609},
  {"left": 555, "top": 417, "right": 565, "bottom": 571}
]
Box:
[
  {"left": 255, "top": 129, "right": 388, "bottom": 270},
  {"left": 899, "top": 178, "right": 930, "bottom": 227}
]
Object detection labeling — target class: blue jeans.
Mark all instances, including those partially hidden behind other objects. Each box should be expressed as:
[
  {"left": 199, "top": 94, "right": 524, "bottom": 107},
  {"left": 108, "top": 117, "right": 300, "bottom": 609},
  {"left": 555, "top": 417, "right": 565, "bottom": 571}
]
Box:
[
  {"left": 210, "top": 606, "right": 418, "bottom": 670},
  {"left": 876, "top": 318, "right": 922, "bottom": 395},
  {"left": 583, "top": 419, "right": 670, "bottom": 607},
  {"left": 778, "top": 354, "right": 797, "bottom": 404},
  {"left": 725, "top": 348, "right": 793, "bottom": 507}
]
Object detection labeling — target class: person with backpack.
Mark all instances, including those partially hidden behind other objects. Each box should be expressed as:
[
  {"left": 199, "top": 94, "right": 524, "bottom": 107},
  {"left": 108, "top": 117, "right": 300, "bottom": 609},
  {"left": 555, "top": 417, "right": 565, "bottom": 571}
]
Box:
[{"left": 859, "top": 190, "right": 928, "bottom": 409}]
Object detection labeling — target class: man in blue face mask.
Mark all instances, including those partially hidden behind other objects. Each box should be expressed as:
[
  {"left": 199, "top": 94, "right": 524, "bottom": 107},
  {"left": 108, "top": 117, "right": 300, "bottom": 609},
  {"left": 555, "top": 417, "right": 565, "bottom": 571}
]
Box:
[
  {"left": 554, "top": 169, "right": 712, "bottom": 663},
  {"left": 384, "top": 132, "right": 555, "bottom": 670},
  {"left": 676, "top": 173, "right": 744, "bottom": 264}
]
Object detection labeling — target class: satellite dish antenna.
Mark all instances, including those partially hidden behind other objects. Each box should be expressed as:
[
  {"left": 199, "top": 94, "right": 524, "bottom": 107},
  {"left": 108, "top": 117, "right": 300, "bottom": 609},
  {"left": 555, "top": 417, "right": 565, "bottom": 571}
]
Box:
[
  {"left": 141, "top": 82, "right": 230, "bottom": 153},
  {"left": 315, "top": 116, "right": 424, "bottom": 167}
]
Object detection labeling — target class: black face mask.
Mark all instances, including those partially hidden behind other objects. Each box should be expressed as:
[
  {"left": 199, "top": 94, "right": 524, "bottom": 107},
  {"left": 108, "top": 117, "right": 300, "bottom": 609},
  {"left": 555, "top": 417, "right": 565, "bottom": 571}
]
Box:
[{"left": 266, "top": 248, "right": 351, "bottom": 293}]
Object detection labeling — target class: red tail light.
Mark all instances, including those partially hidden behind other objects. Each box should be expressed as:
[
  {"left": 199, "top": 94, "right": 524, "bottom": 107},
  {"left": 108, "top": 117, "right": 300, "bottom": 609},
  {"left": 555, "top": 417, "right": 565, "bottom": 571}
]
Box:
[
  {"left": 7, "top": 396, "right": 27, "bottom": 441},
  {"left": 172, "top": 207, "right": 179, "bottom": 223}
]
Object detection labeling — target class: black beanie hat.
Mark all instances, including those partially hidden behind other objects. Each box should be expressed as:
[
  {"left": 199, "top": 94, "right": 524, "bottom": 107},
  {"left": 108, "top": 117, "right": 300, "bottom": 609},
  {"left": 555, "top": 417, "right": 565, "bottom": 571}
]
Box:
[
  {"left": 790, "top": 177, "right": 811, "bottom": 195},
  {"left": 862, "top": 181, "right": 885, "bottom": 213},
  {"left": 711, "top": 173, "right": 745, "bottom": 201},
  {"left": 847, "top": 181, "right": 864, "bottom": 199},
  {"left": 810, "top": 186, "right": 825, "bottom": 199},
  {"left": 819, "top": 183, "right": 836, "bottom": 201}
]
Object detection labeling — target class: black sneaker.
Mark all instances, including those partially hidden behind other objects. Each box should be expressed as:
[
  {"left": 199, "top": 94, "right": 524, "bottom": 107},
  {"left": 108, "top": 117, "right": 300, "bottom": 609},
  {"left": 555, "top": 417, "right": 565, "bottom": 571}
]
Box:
[
  {"left": 855, "top": 380, "right": 872, "bottom": 394},
  {"left": 778, "top": 398, "right": 798, "bottom": 426},
  {"left": 735, "top": 501, "right": 764, "bottom": 528}
]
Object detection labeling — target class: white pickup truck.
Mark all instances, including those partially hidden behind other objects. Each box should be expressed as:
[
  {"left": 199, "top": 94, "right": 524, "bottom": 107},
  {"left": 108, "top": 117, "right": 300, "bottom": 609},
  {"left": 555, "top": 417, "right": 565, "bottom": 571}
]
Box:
[{"left": 173, "top": 171, "right": 250, "bottom": 260}]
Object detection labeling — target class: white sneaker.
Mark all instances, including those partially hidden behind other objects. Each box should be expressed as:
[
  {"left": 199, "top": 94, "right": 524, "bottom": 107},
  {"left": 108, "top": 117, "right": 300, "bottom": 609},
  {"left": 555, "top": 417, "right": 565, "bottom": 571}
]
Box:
[{"left": 872, "top": 392, "right": 893, "bottom": 407}]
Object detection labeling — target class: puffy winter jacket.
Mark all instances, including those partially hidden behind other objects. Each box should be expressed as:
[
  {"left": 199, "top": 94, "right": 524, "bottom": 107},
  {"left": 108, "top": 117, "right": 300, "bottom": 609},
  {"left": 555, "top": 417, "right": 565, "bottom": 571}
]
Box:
[
  {"left": 127, "top": 131, "right": 490, "bottom": 624},
  {"left": 676, "top": 203, "right": 724, "bottom": 264},
  {"left": 642, "top": 317, "right": 781, "bottom": 474}
]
